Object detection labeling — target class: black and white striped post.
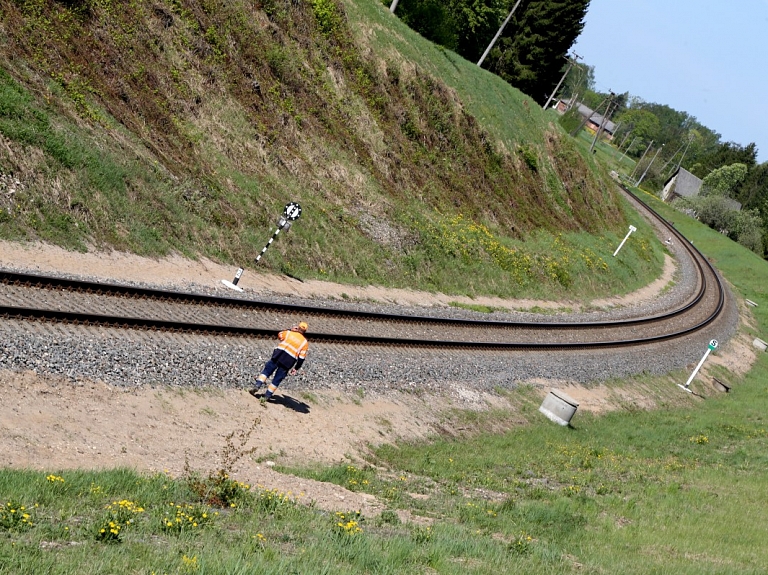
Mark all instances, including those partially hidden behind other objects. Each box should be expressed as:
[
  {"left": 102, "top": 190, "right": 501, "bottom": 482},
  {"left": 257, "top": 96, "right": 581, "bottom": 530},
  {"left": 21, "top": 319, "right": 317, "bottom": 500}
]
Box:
[{"left": 222, "top": 202, "right": 302, "bottom": 292}]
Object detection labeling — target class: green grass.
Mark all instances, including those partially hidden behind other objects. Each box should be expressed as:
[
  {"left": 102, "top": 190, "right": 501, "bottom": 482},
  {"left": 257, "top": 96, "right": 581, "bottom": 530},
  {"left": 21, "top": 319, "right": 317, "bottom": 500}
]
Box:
[
  {"left": 448, "top": 301, "right": 510, "bottom": 314},
  {"left": 3, "top": 201, "right": 768, "bottom": 574}
]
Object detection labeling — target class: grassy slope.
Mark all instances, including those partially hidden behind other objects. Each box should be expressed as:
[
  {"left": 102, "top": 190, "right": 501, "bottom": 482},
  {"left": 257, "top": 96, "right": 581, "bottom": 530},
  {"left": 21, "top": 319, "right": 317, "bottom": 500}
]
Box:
[{"left": 0, "top": 0, "right": 663, "bottom": 300}]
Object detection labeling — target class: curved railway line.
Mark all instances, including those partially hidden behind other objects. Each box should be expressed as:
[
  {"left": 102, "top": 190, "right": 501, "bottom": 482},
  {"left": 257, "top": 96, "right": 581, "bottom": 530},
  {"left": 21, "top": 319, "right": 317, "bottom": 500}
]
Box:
[{"left": 0, "top": 189, "right": 726, "bottom": 352}]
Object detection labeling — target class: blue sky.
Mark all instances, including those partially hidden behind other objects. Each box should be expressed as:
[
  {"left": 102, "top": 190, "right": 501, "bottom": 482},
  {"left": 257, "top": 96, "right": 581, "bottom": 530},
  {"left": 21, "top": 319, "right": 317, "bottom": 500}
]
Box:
[{"left": 572, "top": 0, "right": 768, "bottom": 163}]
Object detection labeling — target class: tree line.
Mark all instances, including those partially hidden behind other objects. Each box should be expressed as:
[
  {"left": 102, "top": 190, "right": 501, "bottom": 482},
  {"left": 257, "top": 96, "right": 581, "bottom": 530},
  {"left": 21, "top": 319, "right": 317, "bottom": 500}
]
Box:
[{"left": 388, "top": 0, "right": 590, "bottom": 105}]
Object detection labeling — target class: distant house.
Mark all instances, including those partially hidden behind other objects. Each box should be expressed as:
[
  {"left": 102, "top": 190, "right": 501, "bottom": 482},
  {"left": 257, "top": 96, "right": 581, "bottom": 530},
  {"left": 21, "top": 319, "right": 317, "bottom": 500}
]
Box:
[
  {"left": 662, "top": 168, "right": 702, "bottom": 202},
  {"left": 723, "top": 198, "right": 743, "bottom": 211},
  {"left": 555, "top": 97, "right": 576, "bottom": 113},
  {"left": 554, "top": 99, "right": 617, "bottom": 139},
  {"left": 662, "top": 168, "right": 743, "bottom": 211},
  {"left": 575, "top": 104, "right": 616, "bottom": 139}
]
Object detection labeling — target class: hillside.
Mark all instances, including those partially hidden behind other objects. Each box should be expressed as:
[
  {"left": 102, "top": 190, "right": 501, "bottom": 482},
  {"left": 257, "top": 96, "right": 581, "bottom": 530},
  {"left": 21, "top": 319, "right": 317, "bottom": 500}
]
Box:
[{"left": 0, "top": 0, "right": 663, "bottom": 300}]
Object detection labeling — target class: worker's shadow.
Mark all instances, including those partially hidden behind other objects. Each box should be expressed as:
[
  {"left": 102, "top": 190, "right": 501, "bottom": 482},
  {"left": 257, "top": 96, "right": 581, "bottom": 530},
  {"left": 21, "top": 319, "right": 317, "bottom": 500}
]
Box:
[{"left": 249, "top": 389, "right": 310, "bottom": 414}]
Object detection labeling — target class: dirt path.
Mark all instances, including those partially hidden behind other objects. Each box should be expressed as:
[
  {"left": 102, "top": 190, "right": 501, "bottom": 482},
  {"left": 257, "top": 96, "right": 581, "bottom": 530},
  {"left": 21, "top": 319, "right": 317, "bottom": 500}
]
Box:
[{"left": 0, "top": 240, "right": 750, "bottom": 517}]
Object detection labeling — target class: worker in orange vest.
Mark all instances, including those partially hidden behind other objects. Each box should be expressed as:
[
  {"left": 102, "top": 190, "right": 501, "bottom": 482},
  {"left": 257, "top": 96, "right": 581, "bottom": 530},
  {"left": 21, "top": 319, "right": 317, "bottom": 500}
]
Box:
[{"left": 252, "top": 322, "right": 309, "bottom": 401}]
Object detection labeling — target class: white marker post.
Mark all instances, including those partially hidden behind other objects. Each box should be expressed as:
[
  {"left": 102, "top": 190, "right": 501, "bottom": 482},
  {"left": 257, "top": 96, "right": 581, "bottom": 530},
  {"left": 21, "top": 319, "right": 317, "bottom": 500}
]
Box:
[
  {"left": 222, "top": 202, "right": 303, "bottom": 292},
  {"left": 678, "top": 339, "right": 718, "bottom": 394},
  {"left": 613, "top": 225, "right": 637, "bottom": 257}
]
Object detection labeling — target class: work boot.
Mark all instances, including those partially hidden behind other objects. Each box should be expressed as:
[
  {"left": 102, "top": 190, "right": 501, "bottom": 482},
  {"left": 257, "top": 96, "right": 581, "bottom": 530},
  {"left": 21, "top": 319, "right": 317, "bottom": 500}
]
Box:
[{"left": 253, "top": 374, "right": 267, "bottom": 391}]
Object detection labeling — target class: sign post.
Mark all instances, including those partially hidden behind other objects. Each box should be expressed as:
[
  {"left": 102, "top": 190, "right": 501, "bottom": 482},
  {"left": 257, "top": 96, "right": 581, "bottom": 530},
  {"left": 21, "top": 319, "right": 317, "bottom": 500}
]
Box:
[
  {"left": 678, "top": 339, "right": 718, "bottom": 394},
  {"left": 613, "top": 225, "right": 637, "bottom": 257},
  {"left": 221, "top": 202, "right": 302, "bottom": 292}
]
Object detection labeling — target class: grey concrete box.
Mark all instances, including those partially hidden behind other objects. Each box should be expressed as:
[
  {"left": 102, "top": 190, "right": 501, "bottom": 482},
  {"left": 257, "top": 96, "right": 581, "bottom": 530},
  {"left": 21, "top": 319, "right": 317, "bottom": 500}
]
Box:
[
  {"left": 539, "top": 390, "right": 579, "bottom": 426},
  {"left": 712, "top": 378, "right": 730, "bottom": 393}
]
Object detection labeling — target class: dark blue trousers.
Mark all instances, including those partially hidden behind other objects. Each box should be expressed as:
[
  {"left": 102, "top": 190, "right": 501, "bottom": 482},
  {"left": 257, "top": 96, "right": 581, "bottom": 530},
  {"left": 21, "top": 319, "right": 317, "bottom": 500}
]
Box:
[{"left": 260, "top": 358, "right": 289, "bottom": 398}]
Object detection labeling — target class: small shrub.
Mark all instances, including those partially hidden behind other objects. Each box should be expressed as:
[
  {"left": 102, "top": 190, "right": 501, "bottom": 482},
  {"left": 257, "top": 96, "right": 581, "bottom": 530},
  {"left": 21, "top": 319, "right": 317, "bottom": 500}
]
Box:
[
  {"left": 183, "top": 418, "right": 261, "bottom": 507},
  {"left": 253, "top": 487, "right": 299, "bottom": 517},
  {"left": 159, "top": 502, "right": 217, "bottom": 534},
  {"left": 0, "top": 500, "right": 35, "bottom": 532},
  {"left": 508, "top": 531, "right": 533, "bottom": 556},
  {"left": 92, "top": 499, "right": 145, "bottom": 544},
  {"left": 411, "top": 525, "right": 432, "bottom": 543},
  {"left": 378, "top": 509, "right": 400, "bottom": 525},
  {"left": 311, "top": 0, "right": 343, "bottom": 37},
  {"left": 332, "top": 510, "right": 363, "bottom": 538},
  {"left": 186, "top": 468, "right": 252, "bottom": 508},
  {"left": 518, "top": 145, "right": 539, "bottom": 172}
]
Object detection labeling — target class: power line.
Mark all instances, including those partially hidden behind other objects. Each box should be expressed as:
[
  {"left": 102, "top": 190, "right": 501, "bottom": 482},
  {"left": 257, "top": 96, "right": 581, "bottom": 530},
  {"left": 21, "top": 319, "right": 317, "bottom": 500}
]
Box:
[
  {"left": 636, "top": 145, "right": 664, "bottom": 187},
  {"left": 590, "top": 93, "right": 617, "bottom": 153},
  {"left": 570, "top": 91, "right": 613, "bottom": 138},
  {"left": 543, "top": 53, "right": 581, "bottom": 111},
  {"left": 630, "top": 140, "right": 654, "bottom": 180}
]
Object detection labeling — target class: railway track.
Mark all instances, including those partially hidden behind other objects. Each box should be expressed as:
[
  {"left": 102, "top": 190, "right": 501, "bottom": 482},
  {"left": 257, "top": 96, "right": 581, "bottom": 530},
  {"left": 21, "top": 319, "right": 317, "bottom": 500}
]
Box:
[{"left": 0, "top": 190, "right": 726, "bottom": 352}]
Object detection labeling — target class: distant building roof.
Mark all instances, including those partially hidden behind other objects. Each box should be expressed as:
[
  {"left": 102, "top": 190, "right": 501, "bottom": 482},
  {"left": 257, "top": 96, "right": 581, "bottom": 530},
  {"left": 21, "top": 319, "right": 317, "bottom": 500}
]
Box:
[
  {"left": 662, "top": 167, "right": 702, "bottom": 201},
  {"left": 575, "top": 103, "right": 617, "bottom": 134}
]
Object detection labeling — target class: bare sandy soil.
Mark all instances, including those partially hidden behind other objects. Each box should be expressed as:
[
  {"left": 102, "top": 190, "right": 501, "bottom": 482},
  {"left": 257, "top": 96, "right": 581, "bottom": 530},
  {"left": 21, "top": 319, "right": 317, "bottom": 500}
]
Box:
[{"left": 0, "top": 240, "right": 754, "bottom": 517}]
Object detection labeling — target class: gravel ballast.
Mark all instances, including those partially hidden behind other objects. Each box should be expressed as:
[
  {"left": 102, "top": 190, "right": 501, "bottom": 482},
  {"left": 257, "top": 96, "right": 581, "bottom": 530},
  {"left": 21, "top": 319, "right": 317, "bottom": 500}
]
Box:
[{"left": 0, "top": 237, "right": 740, "bottom": 397}]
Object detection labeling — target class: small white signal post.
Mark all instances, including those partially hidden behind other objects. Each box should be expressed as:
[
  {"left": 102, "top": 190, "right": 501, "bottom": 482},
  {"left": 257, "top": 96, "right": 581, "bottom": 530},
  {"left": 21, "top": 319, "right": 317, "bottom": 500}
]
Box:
[
  {"left": 222, "top": 202, "right": 302, "bottom": 292},
  {"left": 678, "top": 339, "right": 718, "bottom": 394},
  {"left": 613, "top": 225, "right": 637, "bottom": 257}
]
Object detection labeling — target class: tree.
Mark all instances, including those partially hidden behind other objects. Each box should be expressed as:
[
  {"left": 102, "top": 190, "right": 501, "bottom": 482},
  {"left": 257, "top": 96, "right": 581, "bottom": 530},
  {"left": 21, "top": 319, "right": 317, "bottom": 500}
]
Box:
[
  {"left": 674, "top": 195, "right": 736, "bottom": 235},
  {"left": 733, "top": 209, "right": 764, "bottom": 254},
  {"left": 633, "top": 102, "right": 694, "bottom": 146},
  {"left": 451, "top": 0, "right": 509, "bottom": 63},
  {"left": 688, "top": 142, "right": 757, "bottom": 179},
  {"left": 391, "top": 0, "right": 508, "bottom": 62},
  {"left": 614, "top": 108, "right": 660, "bottom": 145},
  {"left": 736, "top": 162, "right": 768, "bottom": 211},
  {"left": 578, "top": 88, "right": 605, "bottom": 112},
  {"left": 681, "top": 126, "right": 721, "bottom": 172},
  {"left": 700, "top": 163, "right": 748, "bottom": 197},
  {"left": 560, "top": 62, "right": 595, "bottom": 100},
  {"left": 487, "top": 0, "right": 591, "bottom": 104},
  {"left": 735, "top": 162, "right": 768, "bottom": 257},
  {"left": 391, "top": 0, "right": 458, "bottom": 50},
  {"left": 674, "top": 174, "right": 764, "bottom": 256}
]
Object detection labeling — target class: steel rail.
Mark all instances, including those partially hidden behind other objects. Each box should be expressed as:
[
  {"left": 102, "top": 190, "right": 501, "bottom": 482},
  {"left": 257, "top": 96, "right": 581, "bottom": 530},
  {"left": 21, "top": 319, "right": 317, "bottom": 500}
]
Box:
[{"left": 0, "top": 188, "right": 725, "bottom": 349}]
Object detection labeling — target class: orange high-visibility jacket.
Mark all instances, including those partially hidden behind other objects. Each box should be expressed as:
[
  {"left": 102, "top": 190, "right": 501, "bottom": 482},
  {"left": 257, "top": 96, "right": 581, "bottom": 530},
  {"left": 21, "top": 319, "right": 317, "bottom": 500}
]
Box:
[{"left": 276, "top": 329, "right": 309, "bottom": 361}]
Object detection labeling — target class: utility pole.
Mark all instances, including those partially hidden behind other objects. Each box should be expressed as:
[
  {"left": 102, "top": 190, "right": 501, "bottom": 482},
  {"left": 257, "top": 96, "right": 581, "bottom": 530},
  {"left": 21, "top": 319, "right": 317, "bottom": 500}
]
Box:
[
  {"left": 590, "top": 95, "right": 616, "bottom": 153},
  {"left": 617, "top": 131, "right": 632, "bottom": 152},
  {"left": 477, "top": 0, "right": 524, "bottom": 67},
  {"left": 674, "top": 133, "right": 695, "bottom": 172},
  {"left": 543, "top": 53, "right": 581, "bottom": 111},
  {"left": 612, "top": 121, "right": 622, "bottom": 141},
  {"left": 619, "top": 135, "right": 639, "bottom": 165},
  {"left": 658, "top": 141, "right": 687, "bottom": 174},
  {"left": 635, "top": 145, "right": 664, "bottom": 187},
  {"left": 630, "top": 140, "right": 654, "bottom": 180},
  {"left": 570, "top": 91, "right": 612, "bottom": 137}
]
